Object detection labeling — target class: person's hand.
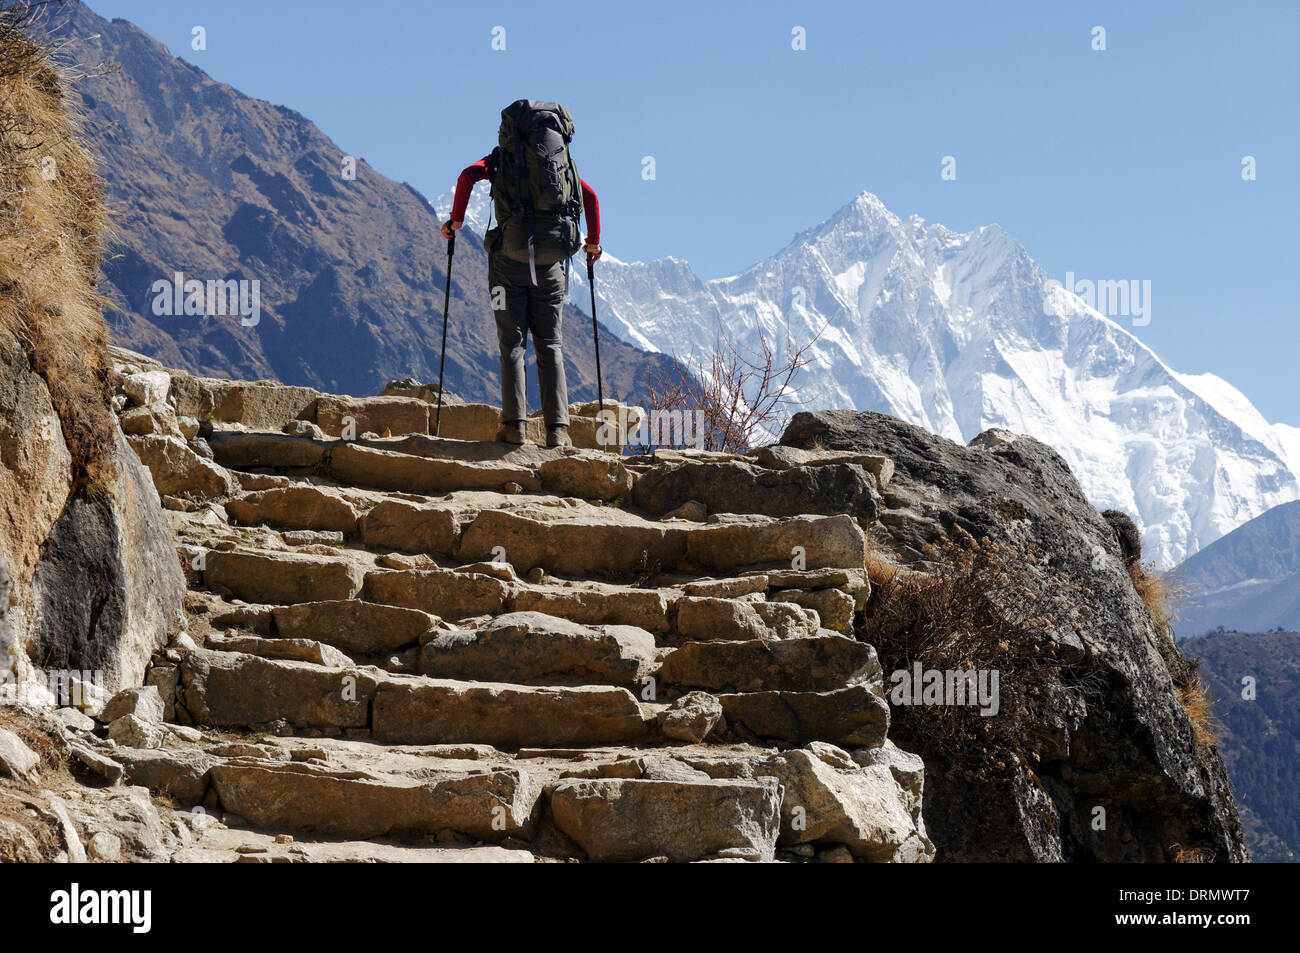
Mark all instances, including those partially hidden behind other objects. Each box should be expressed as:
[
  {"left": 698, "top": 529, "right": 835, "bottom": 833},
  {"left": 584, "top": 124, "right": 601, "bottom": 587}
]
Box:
[
  {"left": 585, "top": 243, "right": 602, "bottom": 264},
  {"left": 441, "top": 220, "right": 462, "bottom": 240}
]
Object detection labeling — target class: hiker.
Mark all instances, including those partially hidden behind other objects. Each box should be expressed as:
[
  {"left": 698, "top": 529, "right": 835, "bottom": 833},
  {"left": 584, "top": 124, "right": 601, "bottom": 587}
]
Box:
[{"left": 442, "top": 100, "right": 602, "bottom": 448}]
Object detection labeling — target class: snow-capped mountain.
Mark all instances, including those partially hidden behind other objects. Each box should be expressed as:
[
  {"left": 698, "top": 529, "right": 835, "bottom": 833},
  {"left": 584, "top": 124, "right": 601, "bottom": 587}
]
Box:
[{"left": 551, "top": 192, "right": 1294, "bottom": 568}]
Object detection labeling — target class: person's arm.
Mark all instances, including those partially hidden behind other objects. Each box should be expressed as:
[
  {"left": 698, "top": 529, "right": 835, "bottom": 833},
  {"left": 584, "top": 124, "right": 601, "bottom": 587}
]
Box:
[
  {"left": 442, "top": 156, "right": 492, "bottom": 238},
  {"left": 580, "top": 178, "right": 601, "bottom": 261}
]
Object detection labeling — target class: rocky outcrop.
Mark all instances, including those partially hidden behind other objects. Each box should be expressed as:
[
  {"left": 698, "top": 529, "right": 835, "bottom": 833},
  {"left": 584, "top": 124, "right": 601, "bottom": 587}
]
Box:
[
  {"left": 780, "top": 409, "right": 1247, "bottom": 863},
  {"left": 1, "top": 324, "right": 184, "bottom": 703}
]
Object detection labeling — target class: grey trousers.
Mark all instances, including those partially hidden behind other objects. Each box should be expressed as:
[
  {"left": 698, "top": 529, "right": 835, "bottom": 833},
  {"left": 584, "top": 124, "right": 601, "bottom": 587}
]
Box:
[{"left": 489, "top": 254, "right": 570, "bottom": 427}]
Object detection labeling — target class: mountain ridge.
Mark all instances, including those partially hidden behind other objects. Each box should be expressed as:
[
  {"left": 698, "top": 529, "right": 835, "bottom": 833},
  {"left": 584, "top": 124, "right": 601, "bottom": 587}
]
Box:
[{"left": 43, "top": 0, "right": 674, "bottom": 409}]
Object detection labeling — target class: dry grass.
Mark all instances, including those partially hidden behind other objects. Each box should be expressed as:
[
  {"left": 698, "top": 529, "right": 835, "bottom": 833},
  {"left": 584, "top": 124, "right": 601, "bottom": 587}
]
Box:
[
  {"left": 1129, "top": 559, "right": 1186, "bottom": 639},
  {"left": 1126, "top": 556, "right": 1220, "bottom": 748},
  {"left": 1177, "top": 667, "right": 1220, "bottom": 748},
  {"left": 0, "top": 1, "right": 115, "bottom": 492}
]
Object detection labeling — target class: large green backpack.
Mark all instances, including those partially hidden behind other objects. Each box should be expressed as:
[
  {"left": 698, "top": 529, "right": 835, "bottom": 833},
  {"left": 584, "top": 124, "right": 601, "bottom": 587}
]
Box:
[{"left": 486, "top": 100, "right": 584, "bottom": 281}]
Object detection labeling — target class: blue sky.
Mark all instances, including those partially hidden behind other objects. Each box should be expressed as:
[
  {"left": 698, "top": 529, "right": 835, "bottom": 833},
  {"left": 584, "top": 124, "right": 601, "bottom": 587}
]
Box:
[{"left": 84, "top": 0, "right": 1300, "bottom": 425}]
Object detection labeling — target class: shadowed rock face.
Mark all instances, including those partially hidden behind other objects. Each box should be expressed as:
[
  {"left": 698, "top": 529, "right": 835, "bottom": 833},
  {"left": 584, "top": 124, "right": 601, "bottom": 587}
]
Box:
[
  {"left": 41, "top": 2, "right": 677, "bottom": 406},
  {"left": 1, "top": 332, "right": 185, "bottom": 696},
  {"left": 781, "top": 409, "right": 1248, "bottom": 863}
]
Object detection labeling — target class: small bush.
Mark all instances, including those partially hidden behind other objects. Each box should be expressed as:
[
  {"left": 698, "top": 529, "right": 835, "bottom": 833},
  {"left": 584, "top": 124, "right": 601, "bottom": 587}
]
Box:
[{"left": 863, "top": 530, "right": 1093, "bottom": 783}]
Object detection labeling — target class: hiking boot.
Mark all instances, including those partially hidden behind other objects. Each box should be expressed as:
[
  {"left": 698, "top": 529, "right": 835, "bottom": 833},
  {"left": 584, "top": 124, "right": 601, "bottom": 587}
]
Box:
[
  {"left": 546, "top": 425, "right": 573, "bottom": 449},
  {"left": 495, "top": 421, "right": 527, "bottom": 445}
]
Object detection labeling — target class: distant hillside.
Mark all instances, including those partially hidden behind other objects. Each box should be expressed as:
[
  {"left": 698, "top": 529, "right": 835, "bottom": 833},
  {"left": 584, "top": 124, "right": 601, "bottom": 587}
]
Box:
[
  {"left": 1183, "top": 630, "right": 1300, "bottom": 862},
  {"left": 1174, "top": 501, "right": 1300, "bottom": 638},
  {"left": 40, "top": 1, "right": 673, "bottom": 405}
]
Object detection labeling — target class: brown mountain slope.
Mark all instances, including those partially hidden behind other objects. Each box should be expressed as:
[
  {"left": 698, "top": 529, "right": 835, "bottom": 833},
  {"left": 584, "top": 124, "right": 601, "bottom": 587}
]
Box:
[{"left": 40, "top": 1, "right": 673, "bottom": 404}]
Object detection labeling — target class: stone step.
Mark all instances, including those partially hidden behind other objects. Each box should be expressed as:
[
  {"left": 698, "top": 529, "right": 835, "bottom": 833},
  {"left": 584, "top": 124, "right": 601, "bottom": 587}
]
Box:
[
  {"left": 658, "top": 634, "right": 880, "bottom": 694},
  {"left": 511, "top": 581, "right": 677, "bottom": 635},
  {"left": 371, "top": 675, "right": 652, "bottom": 748},
  {"left": 171, "top": 827, "right": 535, "bottom": 863},
  {"left": 550, "top": 777, "right": 781, "bottom": 862},
  {"left": 226, "top": 485, "right": 363, "bottom": 534},
  {"left": 717, "top": 685, "right": 890, "bottom": 749},
  {"left": 457, "top": 509, "right": 866, "bottom": 577},
  {"left": 209, "top": 758, "right": 541, "bottom": 841},
  {"left": 362, "top": 567, "right": 512, "bottom": 620},
  {"left": 419, "top": 611, "right": 656, "bottom": 689},
  {"left": 175, "top": 649, "right": 654, "bottom": 749},
  {"left": 271, "top": 600, "right": 440, "bottom": 654},
  {"left": 209, "top": 431, "right": 328, "bottom": 470},
  {"left": 205, "top": 631, "right": 352, "bottom": 668},
  {"left": 203, "top": 549, "right": 364, "bottom": 604},
  {"left": 329, "top": 443, "right": 542, "bottom": 495}
]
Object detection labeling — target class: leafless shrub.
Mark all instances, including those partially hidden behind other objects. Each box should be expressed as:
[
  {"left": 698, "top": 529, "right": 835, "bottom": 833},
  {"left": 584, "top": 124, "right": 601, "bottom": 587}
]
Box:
[{"left": 645, "top": 317, "right": 822, "bottom": 453}]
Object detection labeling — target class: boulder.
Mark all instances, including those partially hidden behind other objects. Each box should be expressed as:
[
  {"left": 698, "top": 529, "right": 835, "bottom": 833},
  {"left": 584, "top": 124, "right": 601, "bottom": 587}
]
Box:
[
  {"left": 780, "top": 408, "right": 1248, "bottom": 862},
  {"left": 22, "top": 429, "right": 187, "bottom": 694},
  {"left": 682, "top": 575, "right": 768, "bottom": 598},
  {"left": 0, "top": 727, "right": 39, "bottom": 781},
  {"left": 127, "top": 434, "right": 236, "bottom": 499},
  {"left": 550, "top": 777, "right": 781, "bottom": 862},
  {"left": 168, "top": 375, "right": 319, "bottom": 430},
  {"left": 112, "top": 748, "right": 214, "bottom": 805},
  {"left": 121, "top": 370, "right": 172, "bottom": 407},
  {"left": 100, "top": 686, "right": 165, "bottom": 724},
  {"left": 658, "top": 691, "right": 723, "bottom": 742},
  {"left": 746, "top": 444, "right": 894, "bottom": 488},
  {"left": 697, "top": 748, "right": 930, "bottom": 862},
  {"left": 753, "top": 601, "right": 821, "bottom": 640},
  {"left": 107, "top": 714, "right": 168, "bottom": 750}
]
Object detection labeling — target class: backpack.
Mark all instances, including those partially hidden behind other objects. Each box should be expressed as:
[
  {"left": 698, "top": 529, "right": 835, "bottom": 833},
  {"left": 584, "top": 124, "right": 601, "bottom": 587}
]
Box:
[{"left": 485, "top": 100, "right": 583, "bottom": 282}]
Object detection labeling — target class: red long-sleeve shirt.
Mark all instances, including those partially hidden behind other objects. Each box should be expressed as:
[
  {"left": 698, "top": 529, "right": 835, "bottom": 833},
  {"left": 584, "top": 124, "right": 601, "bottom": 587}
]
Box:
[{"left": 450, "top": 154, "right": 600, "bottom": 246}]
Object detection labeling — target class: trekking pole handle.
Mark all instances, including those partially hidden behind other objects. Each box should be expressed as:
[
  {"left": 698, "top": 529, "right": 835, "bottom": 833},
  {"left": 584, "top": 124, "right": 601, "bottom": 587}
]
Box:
[{"left": 447, "top": 230, "right": 456, "bottom": 256}]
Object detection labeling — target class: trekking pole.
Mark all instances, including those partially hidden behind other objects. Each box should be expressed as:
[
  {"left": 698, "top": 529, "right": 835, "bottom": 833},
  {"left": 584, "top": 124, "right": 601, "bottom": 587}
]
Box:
[
  {"left": 434, "top": 228, "right": 455, "bottom": 436},
  {"left": 587, "top": 254, "right": 606, "bottom": 451}
]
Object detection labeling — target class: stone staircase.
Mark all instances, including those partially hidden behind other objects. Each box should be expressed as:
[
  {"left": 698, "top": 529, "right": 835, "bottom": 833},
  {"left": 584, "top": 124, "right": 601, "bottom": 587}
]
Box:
[{"left": 83, "top": 350, "right": 933, "bottom": 863}]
